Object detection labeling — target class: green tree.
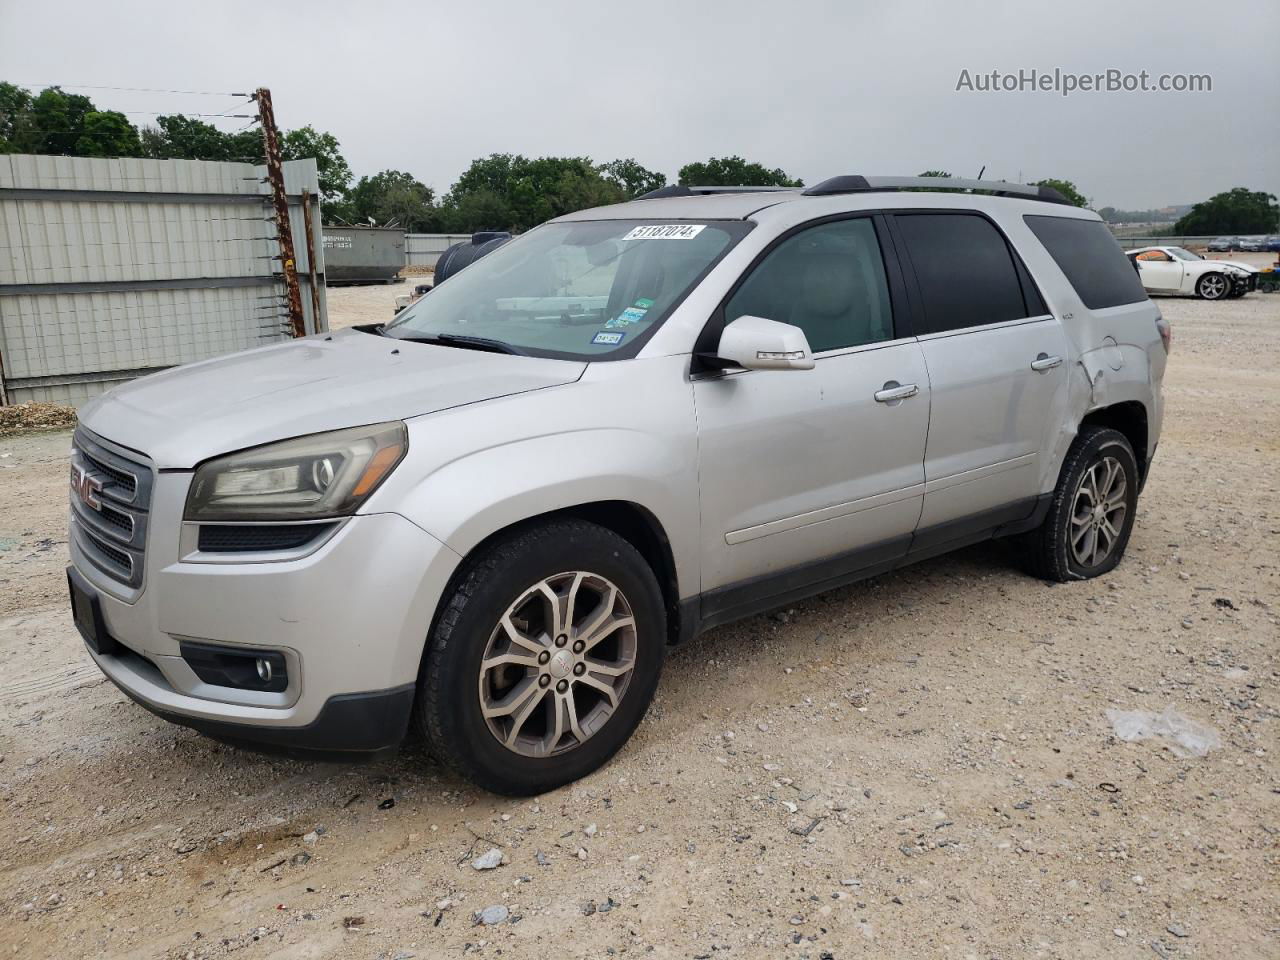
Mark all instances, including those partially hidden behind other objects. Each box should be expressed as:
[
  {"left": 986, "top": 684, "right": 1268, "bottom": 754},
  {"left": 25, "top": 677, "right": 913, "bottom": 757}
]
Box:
[
  {"left": 677, "top": 156, "right": 802, "bottom": 187},
  {"left": 600, "top": 158, "right": 666, "bottom": 198},
  {"left": 344, "top": 169, "right": 439, "bottom": 230},
  {"left": 442, "top": 154, "right": 627, "bottom": 232},
  {"left": 1174, "top": 187, "right": 1279, "bottom": 235},
  {"left": 280, "top": 125, "right": 352, "bottom": 205},
  {"left": 142, "top": 114, "right": 261, "bottom": 162},
  {"left": 0, "top": 82, "right": 35, "bottom": 151},
  {"left": 19, "top": 86, "right": 98, "bottom": 154},
  {"left": 74, "top": 111, "right": 143, "bottom": 157},
  {"left": 917, "top": 169, "right": 952, "bottom": 178},
  {"left": 442, "top": 188, "right": 514, "bottom": 234},
  {"left": 1034, "top": 178, "right": 1089, "bottom": 208}
]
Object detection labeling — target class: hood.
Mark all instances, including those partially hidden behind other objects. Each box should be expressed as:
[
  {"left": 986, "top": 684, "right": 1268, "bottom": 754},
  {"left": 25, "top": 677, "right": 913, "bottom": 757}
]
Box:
[
  {"left": 78, "top": 328, "right": 586, "bottom": 468},
  {"left": 1199, "top": 259, "right": 1259, "bottom": 274}
]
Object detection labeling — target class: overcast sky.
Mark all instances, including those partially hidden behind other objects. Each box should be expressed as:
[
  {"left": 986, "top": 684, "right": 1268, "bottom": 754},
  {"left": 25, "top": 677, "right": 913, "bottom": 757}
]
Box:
[{"left": 3, "top": 0, "right": 1276, "bottom": 210}]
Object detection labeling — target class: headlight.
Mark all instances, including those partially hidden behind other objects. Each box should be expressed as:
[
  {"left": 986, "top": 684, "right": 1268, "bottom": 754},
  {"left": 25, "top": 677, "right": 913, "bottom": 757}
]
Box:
[{"left": 185, "top": 422, "right": 407, "bottom": 521}]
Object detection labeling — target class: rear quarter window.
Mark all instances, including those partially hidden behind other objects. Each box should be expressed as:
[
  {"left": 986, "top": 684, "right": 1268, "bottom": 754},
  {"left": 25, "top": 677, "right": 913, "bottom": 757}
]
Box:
[{"left": 1024, "top": 215, "right": 1148, "bottom": 309}]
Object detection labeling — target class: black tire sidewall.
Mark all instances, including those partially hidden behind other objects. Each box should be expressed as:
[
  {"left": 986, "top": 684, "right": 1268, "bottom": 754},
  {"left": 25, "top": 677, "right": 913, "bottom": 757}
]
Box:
[
  {"left": 1058, "top": 432, "right": 1139, "bottom": 579},
  {"left": 422, "top": 523, "right": 665, "bottom": 795}
]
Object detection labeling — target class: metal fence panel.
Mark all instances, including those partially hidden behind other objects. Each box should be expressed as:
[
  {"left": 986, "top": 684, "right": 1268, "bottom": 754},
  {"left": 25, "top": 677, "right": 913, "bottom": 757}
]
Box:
[
  {"left": 404, "top": 233, "right": 472, "bottom": 268},
  {"left": 1110, "top": 235, "right": 1219, "bottom": 250},
  {"left": 0, "top": 154, "right": 326, "bottom": 406}
]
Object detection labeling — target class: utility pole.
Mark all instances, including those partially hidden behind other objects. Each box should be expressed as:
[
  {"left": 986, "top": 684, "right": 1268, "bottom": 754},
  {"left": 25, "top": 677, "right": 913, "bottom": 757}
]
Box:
[{"left": 255, "top": 87, "right": 306, "bottom": 338}]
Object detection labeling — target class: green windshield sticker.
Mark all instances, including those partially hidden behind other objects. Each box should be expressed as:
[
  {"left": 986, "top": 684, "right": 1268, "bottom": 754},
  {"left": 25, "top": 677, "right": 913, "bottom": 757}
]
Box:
[
  {"left": 634, "top": 297, "right": 655, "bottom": 309},
  {"left": 606, "top": 306, "right": 648, "bottom": 328}
]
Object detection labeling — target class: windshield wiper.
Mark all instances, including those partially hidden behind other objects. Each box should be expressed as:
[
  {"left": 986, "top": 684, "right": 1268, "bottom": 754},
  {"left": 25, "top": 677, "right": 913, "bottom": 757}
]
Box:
[{"left": 396, "top": 333, "right": 526, "bottom": 356}]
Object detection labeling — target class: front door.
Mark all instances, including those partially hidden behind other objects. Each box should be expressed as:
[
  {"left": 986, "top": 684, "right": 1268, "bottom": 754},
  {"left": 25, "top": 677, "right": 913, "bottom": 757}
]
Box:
[
  {"left": 1133, "top": 250, "right": 1183, "bottom": 292},
  {"left": 693, "top": 216, "right": 930, "bottom": 613}
]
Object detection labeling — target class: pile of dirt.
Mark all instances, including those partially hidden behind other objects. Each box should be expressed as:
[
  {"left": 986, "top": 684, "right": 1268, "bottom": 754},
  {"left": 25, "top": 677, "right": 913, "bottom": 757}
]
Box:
[{"left": 0, "top": 402, "right": 78, "bottom": 436}]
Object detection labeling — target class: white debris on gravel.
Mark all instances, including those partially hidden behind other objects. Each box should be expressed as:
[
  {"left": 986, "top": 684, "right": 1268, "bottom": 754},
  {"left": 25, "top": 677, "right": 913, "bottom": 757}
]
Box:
[{"left": 1106, "top": 705, "right": 1222, "bottom": 757}]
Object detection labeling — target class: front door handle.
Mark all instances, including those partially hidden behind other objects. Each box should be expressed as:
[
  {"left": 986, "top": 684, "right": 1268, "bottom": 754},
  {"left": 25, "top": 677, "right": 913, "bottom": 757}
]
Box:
[
  {"left": 1031, "top": 353, "right": 1063, "bottom": 372},
  {"left": 874, "top": 381, "right": 919, "bottom": 403}
]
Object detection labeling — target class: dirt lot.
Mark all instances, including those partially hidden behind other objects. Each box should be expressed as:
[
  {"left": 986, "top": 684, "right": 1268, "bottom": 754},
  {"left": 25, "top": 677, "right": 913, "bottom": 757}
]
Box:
[{"left": 2, "top": 289, "right": 1277, "bottom": 959}]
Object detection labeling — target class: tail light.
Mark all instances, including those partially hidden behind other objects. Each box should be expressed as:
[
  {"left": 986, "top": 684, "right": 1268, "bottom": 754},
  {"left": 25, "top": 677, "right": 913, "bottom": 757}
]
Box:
[{"left": 1155, "top": 313, "right": 1171, "bottom": 354}]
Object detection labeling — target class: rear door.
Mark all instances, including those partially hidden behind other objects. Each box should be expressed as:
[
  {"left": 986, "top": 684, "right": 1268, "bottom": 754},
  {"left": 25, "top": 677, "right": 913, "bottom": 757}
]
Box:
[
  {"left": 693, "top": 215, "right": 929, "bottom": 610},
  {"left": 889, "top": 211, "right": 1070, "bottom": 549}
]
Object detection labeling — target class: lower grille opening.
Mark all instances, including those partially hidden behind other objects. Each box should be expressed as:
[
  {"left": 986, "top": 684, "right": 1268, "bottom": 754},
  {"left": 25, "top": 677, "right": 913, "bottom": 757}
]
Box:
[
  {"left": 197, "top": 523, "right": 337, "bottom": 554},
  {"left": 180, "top": 641, "right": 289, "bottom": 693}
]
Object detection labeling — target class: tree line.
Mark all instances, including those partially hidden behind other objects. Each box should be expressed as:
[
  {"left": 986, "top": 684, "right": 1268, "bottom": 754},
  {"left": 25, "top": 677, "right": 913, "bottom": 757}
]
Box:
[{"left": 2, "top": 83, "right": 1274, "bottom": 236}]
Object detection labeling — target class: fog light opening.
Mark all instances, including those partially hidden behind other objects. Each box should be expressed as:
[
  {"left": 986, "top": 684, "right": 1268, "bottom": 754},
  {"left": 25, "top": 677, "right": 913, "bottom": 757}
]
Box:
[{"left": 256, "top": 657, "right": 273, "bottom": 683}]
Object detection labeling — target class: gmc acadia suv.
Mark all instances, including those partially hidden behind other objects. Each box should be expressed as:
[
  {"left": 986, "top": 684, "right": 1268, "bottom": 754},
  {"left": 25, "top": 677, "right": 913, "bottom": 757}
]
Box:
[{"left": 67, "top": 175, "right": 1168, "bottom": 795}]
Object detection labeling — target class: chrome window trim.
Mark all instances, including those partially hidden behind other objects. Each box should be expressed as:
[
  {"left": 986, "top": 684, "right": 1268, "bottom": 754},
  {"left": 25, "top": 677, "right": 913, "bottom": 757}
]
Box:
[{"left": 914, "top": 313, "right": 1055, "bottom": 342}]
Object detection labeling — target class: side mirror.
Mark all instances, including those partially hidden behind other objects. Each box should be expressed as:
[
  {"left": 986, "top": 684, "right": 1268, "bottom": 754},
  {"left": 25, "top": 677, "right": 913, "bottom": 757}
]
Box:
[{"left": 714, "top": 315, "right": 815, "bottom": 371}]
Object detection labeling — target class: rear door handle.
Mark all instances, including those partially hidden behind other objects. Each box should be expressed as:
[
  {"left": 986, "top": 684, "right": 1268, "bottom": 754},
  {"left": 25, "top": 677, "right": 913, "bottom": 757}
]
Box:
[
  {"left": 874, "top": 381, "right": 919, "bottom": 403},
  {"left": 1031, "top": 353, "right": 1063, "bottom": 372}
]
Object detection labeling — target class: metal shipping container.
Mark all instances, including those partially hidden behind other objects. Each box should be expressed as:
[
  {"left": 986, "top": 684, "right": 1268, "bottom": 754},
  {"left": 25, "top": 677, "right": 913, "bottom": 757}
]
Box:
[{"left": 322, "top": 226, "right": 405, "bottom": 283}]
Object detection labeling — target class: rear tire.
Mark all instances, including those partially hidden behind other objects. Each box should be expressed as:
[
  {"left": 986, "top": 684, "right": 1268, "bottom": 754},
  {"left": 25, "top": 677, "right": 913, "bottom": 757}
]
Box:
[
  {"left": 416, "top": 519, "right": 665, "bottom": 795},
  {"left": 1020, "top": 426, "right": 1139, "bottom": 582}
]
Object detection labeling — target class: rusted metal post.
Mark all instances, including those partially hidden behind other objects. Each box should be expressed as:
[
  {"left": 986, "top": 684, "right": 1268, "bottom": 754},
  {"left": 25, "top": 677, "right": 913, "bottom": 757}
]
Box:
[
  {"left": 300, "top": 188, "right": 323, "bottom": 334},
  {"left": 256, "top": 87, "right": 306, "bottom": 338}
]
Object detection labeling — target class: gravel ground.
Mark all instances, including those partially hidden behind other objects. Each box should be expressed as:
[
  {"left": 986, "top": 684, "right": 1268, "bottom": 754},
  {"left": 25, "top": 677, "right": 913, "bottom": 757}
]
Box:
[{"left": 1, "top": 291, "right": 1276, "bottom": 959}]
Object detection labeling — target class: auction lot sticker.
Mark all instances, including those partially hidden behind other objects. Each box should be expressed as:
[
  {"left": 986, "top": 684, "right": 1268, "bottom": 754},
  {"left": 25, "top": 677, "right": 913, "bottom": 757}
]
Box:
[{"left": 622, "top": 224, "right": 706, "bottom": 241}]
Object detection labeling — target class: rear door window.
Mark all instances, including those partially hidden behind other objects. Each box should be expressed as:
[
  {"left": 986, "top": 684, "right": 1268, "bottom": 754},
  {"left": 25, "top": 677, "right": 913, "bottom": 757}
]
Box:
[
  {"left": 1024, "top": 215, "right": 1148, "bottom": 309},
  {"left": 893, "top": 213, "right": 1036, "bottom": 334}
]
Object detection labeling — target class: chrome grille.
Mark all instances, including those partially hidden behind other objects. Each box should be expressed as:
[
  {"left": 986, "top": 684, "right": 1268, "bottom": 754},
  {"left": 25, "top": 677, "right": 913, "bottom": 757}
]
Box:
[{"left": 70, "top": 428, "right": 153, "bottom": 590}]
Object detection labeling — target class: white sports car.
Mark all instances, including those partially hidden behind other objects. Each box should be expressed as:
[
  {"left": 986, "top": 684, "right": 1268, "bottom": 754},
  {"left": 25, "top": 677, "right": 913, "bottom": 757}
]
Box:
[{"left": 1126, "top": 246, "right": 1259, "bottom": 300}]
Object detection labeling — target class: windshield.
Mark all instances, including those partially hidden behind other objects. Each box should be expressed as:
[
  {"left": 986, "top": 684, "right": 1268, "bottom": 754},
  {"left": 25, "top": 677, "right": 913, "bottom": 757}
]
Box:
[
  {"left": 384, "top": 219, "right": 751, "bottom": 359},
  {"left": 1167, "top": 247, "right": 1202, "bottom": 261}
]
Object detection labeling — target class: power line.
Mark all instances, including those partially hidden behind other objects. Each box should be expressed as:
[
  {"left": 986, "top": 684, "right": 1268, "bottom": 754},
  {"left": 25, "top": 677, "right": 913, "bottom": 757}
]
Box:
[
  {"left": 14, "top": 82, "right": 250, "bottom": 97},
  {"left": 116, "top": 111, "right": 257, "bottom": 119}
]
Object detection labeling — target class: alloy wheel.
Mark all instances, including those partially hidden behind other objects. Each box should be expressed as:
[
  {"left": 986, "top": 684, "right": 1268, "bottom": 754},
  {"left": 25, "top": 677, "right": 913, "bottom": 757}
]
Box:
[
  {"left": 1069, "top": 455, "right": 1128, "bottom": 568},
  {"left": 1199, "top": 274, "right": 1228, "bottom": 299},
  {"left": 477, "top": 571, "right": 637, "bottom": 758}
]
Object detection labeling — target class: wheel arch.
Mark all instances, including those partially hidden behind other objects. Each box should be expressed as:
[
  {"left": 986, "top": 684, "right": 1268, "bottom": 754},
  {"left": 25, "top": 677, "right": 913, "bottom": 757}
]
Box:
[
  {"left": 430, "top": 500, "right": 685, "bottom": 647},
  {"left": 1079, "top": 401, "right": 1149, "bottom": 482}
]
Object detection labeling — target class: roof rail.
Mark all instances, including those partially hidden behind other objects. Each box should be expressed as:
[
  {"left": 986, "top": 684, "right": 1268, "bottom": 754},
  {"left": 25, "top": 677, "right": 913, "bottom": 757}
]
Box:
[
  {"left": 635, "top": 184, "right": 797, "bottom": 201},
  {"left": 801, "top": 175, "right": 1072, "bottom": 206}
]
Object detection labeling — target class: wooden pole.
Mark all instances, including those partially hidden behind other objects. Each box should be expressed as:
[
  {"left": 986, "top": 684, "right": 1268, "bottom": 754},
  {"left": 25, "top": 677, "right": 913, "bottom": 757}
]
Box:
[{"left": 256, "top": 87, "right": 305, "bottom": 338}]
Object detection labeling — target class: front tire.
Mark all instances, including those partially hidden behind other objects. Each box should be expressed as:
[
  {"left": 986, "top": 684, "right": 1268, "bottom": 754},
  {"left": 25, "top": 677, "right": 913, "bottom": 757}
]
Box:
[
  {"left": 1020, "top": 426, "right": 1139, "bottom": 582},
  {"left": 1196, "top": 272, "right": 1230, "bottom": 300},
  {"left": 416, "top": 519, "right": 665, "bottom": 795}
]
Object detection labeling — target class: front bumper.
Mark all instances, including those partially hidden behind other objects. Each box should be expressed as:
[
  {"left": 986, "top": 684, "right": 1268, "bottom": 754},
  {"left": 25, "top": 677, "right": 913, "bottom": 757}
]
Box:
[
  {"left": 1231, "top": 272, "right": 1258, "bottom": 295},
  {"left": 71, "top": 460, "right": 462, "bottom": 751}
]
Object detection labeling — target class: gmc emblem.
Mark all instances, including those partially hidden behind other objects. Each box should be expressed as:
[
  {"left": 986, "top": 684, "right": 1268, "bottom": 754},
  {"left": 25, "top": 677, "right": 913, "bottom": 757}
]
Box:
[{"left": 71, "top": 463, "right": 104, "bottom": 511}]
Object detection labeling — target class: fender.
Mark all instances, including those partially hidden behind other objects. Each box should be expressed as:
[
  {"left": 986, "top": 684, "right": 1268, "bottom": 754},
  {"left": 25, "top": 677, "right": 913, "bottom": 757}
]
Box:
[
  {"left": 1042, "top": 341, "right": 1158, "bottom": 493},
  {"left": 362, "top": 355, "right": 703, "bottom": 600}
]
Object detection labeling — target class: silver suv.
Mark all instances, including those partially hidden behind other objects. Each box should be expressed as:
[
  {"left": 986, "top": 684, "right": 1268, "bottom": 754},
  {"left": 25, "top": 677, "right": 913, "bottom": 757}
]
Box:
[{"left": 68, "top": 176, "right": 1168, "bottom": 795}]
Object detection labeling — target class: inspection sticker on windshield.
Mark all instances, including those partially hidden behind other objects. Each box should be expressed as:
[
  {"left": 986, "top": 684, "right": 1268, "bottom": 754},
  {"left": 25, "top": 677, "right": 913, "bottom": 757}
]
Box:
[
  {"left": 592, "top": 331, "right": 625, "bottom": 345},
  {"left": 607, "top": 306, "right": 648, "bottom": 328},
  {"left": 622, "top": 224, "right": 706, "bottom": 241}
]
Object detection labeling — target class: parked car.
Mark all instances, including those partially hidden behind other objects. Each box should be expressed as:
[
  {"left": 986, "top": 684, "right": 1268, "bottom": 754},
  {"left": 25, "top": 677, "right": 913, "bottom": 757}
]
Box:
[
  {"left": 1236, "top": 236, "right": 1266, "bottom": 252},
  {"left": 1265, "top": 236, "right": 1280, "bottom": 253},
  {"left": 1206, "top": 236, "right": 1239, "bottom": 252},
  {"left": 1127, "top": 246, "right": 1258, "bottom": 299},
  {"left": 69, "top": 175, "right": 1168, "bottom": 795}
]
